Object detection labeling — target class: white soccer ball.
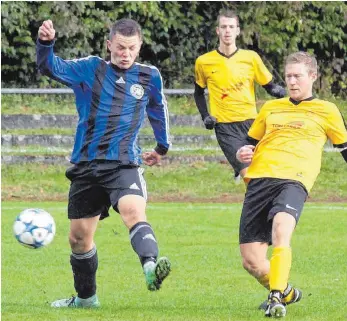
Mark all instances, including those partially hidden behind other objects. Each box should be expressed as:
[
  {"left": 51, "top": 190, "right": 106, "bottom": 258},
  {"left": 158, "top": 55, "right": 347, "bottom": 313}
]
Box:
[{"left": 13, "top": 208, "right": 56, "bottom": 249}]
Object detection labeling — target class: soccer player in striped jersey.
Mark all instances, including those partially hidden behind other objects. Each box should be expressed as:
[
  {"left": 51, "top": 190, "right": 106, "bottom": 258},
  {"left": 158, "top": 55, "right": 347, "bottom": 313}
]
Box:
[
  {"left": 237, "top": 52, "right": 347, "bottom": 318},
  {"left": 37, "top": 18, "right": 171, "bottom": 308},
  {"left": 194, "top": 9, "right": 286, "bottom": 184}
]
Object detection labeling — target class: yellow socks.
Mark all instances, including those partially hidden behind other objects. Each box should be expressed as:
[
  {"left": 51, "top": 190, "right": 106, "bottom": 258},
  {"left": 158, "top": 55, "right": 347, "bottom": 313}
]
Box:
[
  {"left": 269, "top": 247, "right": 292, "bottom": 292},
  {"left": 257, "top": 274, "right": 270, "bottom": 290}
]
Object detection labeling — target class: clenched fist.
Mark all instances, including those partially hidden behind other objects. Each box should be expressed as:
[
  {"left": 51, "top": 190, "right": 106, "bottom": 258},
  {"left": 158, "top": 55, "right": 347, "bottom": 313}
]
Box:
[
  {"left": 236, "top": 145, "right": 255, "bottom": 164},
  {"left": 142, "top": 150, "right": 162, "bottom": 166},
  {"left": 38, "top": 20, "right": 55, "bottom": 41}
]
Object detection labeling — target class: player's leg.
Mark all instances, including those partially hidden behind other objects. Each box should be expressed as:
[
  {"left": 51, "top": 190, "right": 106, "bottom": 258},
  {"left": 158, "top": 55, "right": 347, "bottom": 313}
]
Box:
[
  {"left": 264, "top": 212, "right": 295, "bottom": 318},
  {"left": 240, "top": 242, "right": 270, "bottom": 287},
  {"left": 239, "top": 178, "right": 273, "bottom": 287},
  {"left": 265, "top": 180, "right": 307, "bottom": 317},
  {"left": 51, "top": 164, "right": 109, "bottom": 308},
  {"left": 109, "top": 166, "right": 171, "bottom": 291}
]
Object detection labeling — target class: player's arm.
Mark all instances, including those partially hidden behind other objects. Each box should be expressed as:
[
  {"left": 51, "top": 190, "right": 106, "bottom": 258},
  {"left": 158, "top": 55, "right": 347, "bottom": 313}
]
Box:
[
  {"left": 36, "top": 20, "right": 94, "bottom": 86},
  {"left": 145, "top": 67, "right": 171, "bottom": 164},
  {"left": 194, "top": 83, "right": 216, "bottom": 130},
  {"left": 252, "top": 52, "right": 286, "bottom": 98},
  {"left": 194, "top": 58, "right": 216, "bottom": 130},
  {"left": 262, "top": 80, "right": 286, "bottom": 98},
  {"left": 325, "top": 104, "right": 347, "bottom": 163}
]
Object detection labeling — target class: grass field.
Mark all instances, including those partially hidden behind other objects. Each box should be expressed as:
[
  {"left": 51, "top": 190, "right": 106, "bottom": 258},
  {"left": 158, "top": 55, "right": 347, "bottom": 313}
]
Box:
[
  {"left": 2, "top": 151, "right": 347, "bottom": 202},
  {"left": 2, "top": 202, "right": 347, "bottom": 321},
  {"left": 2, "top": 94, "right": 347, "bottom": 118}
]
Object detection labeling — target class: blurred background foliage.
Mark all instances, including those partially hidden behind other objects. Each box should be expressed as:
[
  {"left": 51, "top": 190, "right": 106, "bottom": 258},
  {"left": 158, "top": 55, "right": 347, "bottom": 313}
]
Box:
[{"left": 1, "top": 1, "right": 346, "bottom": 97}]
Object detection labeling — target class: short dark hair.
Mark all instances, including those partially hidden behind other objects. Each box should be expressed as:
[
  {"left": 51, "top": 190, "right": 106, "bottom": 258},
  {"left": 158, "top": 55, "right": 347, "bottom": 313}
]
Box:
[
  {"left": 217, "top": 9, "right": 239, "bottom": 26},
  {"left": 109, "top": 18, "right": 142, "bottom": 40}
]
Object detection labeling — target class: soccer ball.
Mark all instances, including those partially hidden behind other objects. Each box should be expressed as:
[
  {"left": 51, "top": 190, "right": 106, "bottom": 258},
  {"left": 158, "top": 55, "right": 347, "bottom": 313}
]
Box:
[{"left": 13, "top": 208, "right": 56, "bottom": 249}]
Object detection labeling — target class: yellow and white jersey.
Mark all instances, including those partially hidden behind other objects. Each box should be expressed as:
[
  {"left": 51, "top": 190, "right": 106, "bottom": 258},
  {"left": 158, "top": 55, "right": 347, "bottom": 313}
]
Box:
[
  {"left": 246, "top": 97, "right": 347, "bottom": 192},
  {"left": 195, "top": 49, "right": 272, "bottom": 122}
]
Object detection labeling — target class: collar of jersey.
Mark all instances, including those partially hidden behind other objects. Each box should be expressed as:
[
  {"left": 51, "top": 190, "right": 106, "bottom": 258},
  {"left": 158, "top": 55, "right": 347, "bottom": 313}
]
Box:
[
  {"left": 289, "top": 96, "right": 315, "bottom": 105},
  {"left": 110, "top": 62, "right": 135, "bottom": 72},
  {"left": 216, "top": 48, "right": 239, "bottom": 59}
]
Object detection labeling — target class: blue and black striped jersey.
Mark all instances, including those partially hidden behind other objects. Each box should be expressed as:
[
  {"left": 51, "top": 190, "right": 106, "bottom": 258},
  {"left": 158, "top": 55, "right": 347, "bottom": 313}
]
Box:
[{"left": 36, "top": 40, "right": 170, "bottom": 165}]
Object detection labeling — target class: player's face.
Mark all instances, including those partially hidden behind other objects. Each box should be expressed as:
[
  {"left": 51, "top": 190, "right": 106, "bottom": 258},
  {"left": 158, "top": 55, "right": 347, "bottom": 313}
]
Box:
[
  {"left": 107, "top": 33, "right": 142, "bottom": 69},
  {"left": 216, "top": 17, "right": 240, "bottom": 46},
  {"left": 285, "top": 63, "right": 317, "bottom": 101}
]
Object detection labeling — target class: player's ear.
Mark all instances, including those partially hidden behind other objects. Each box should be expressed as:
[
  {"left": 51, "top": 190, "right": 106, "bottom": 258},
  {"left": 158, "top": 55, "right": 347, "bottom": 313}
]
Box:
[
  {"left": 236, "top": 26, "right": 240, "bottom": 36},
  {"left": 106, "top": 39, "right": 111, "bottom": 52},
  {"left": 216, "top": 26, "right": 220, "bottom": 36},
  {"left": 310, "top": 71, "right": 318, "bottom": 82}
]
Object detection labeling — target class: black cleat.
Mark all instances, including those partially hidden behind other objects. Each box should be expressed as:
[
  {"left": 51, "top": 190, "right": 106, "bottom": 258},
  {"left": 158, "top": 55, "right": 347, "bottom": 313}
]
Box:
[
  {"left": 265, "top": 291, "right": 286, "bottom": 318},
  {"left": 259, "top": 286, "right": 302, "bottom": 310}
]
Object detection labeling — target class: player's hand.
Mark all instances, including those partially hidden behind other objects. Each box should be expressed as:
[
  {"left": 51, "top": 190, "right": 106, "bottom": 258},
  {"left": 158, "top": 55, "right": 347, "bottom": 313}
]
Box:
[
  {"left": 142, "top": 150, "right": 162, "bottom": 166},
  {"left": 38, "top": 20, "right": 55, "bottom": 41},
  {"left": 236, "top": 145, "right": 255, "bottom": 164},
  {"left": 203, "top": 115, "right": 217, "bottom": 130}
]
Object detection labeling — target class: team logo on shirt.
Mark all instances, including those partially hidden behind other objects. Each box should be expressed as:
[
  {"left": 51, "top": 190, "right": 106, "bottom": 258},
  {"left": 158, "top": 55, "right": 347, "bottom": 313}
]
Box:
[
  {"left": 130, "top": 84, "right": 144, "bottom": 99},
  {"left": 272, "top": 121, "right": 305, "bottom": 129}
]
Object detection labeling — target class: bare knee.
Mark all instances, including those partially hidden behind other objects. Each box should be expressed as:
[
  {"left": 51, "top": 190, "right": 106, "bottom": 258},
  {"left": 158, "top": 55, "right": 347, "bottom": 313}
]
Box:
[
  {"left": 118, "top": 195, "right": 146, "bottom": 229},
  {"left": 69, "top": 217, "right": 99, "bottom": 253},
  {"left": 240, "top": 243, "right": 269, "bottom": 278},
  {"left": 242, "top": 256, "right": 264, "bottom": 277},
  {"left": 69, "top": 232, "right": 91, "bottom": 253}
]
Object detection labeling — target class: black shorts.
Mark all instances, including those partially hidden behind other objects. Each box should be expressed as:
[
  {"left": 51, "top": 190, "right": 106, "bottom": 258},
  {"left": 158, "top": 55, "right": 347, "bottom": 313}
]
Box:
[
  {"left": 65, "top": 160, "right": 147, "bottom": 220},
  {"left": 214, "top": 120, "right": 254, "bottom": 173},
  {"left": 239, "top": 178, "right": 308, "bottom": 244}
]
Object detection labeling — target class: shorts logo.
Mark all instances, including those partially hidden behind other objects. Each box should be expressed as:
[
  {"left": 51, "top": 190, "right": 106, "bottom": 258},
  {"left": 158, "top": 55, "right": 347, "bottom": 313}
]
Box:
[
  {"left": 130, "top": 84, "right": 144, "bottom": 99},
  {"left": 129, "top": 183, "right": 140, "bottom": 190},
  {"left": 286, "top": 204, "right": 297, "bottom": 211}
]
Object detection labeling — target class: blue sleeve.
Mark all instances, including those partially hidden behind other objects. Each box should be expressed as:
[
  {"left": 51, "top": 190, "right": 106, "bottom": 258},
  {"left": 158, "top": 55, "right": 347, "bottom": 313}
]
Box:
[
  {"left": 36, "top": 39, "right": 100, "bottom": 87},
  {"left": 146, "top": 67, "right": 171, "bottom": 155}
]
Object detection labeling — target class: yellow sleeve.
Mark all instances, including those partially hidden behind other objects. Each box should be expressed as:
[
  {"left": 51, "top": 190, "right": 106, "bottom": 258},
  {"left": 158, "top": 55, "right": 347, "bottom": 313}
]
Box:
[
  {"left": 253, "top": 52, "right": 273, "bottom": 86},
  {"left": 248, "top": 104, "right": 268, "bottom": 140},
  {"left": 326, "top": 104, "right": 347, "bottom": 147},
  {"left": 195, "top": 57, "right": 207, "bottom": 88}
]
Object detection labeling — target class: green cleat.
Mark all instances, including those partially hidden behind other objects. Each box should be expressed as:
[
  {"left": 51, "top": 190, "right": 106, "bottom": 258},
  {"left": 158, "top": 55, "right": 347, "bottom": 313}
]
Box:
[
  {"left": 51, "top": 294, "right": 100, "bottom": 308},
  {"left": 143, "top": 257, "right": 171, "bottom": 291}
]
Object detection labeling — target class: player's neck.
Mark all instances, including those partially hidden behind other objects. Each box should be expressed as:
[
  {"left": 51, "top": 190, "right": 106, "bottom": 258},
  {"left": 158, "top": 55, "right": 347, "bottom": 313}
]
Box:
[{"left": 218, "top": 43, "right": 237, "bottom": 56}]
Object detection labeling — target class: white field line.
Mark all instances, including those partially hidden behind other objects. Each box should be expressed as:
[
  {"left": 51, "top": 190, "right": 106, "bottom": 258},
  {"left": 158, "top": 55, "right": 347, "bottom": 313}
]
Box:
[{"left": 1, "top": 204, "right": 346, "bottom": 212}]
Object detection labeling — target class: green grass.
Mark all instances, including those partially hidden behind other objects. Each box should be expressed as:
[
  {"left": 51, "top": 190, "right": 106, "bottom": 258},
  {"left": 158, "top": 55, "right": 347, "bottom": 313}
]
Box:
[
  {"left": 2, "top": 151, "right": 347, "bottom": 202},
  {"left": 1, "top": 95, "right": 199, "bottom": 116},
  {"left": 1, "top": 145, "right": 223, "bottom": 156},
  {"left": 2, "top": 201, "right": 347, "bottom": 321},
  {"left": 2, "top": 126, "right": 209, "bottom": 136},
  {"left": 1, "top": 91, "right": 347, "bottom": 118},
  {"left": 3, "top": 94, "right": 347, "bottom": 118}
]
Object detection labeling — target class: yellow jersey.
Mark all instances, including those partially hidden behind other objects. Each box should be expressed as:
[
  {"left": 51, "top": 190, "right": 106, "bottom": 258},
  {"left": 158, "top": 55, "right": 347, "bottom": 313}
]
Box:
[
  {"left": 195, "top": 49, "right": 272, "bottom": 122},
  {"left": 246, "top": 97, "right": 347, "bottom": 192}
]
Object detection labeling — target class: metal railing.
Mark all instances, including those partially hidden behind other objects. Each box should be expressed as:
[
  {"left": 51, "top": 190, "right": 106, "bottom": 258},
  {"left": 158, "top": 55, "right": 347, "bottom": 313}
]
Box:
[{"left": 1, "top": 88, "right": 194, "bottom": 95}]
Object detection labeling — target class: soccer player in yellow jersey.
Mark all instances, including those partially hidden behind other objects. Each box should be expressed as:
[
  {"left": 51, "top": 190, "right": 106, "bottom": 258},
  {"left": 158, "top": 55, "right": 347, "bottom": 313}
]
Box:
[
  {"left": 236, "top": 52, "right": 347, "bottom": 318},
  {"left": 194, "top": 9, "right": 286, "bottom": 182}
]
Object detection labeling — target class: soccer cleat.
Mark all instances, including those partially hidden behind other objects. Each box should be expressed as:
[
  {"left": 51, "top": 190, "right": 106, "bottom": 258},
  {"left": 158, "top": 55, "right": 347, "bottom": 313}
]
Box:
[
  {"left": 259, "top": 287, "right": 302, "bottom": 310},
  {"left": 265, "top": 291, "right": 286, "bottom": 318},
  {"left": 143, "top": 256, "right": 171, "bottom": 291},
  {"left": 284, "top": 287, "right": 302, "bottom": 305},
  {"left": 51, "top": 294, "right": 100, "bottom": 308}
]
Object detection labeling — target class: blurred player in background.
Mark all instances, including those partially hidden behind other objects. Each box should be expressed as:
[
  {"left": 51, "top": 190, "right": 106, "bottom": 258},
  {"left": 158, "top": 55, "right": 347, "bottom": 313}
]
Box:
[
  {"left": 37, "top": 18, "right": 171, "bottom": 308},
  {"left": 194, "top": 9, "right": 286, "bottom": 184},
  {"left": 237, "top": 51, "right": 347, "bottom": 318}
]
